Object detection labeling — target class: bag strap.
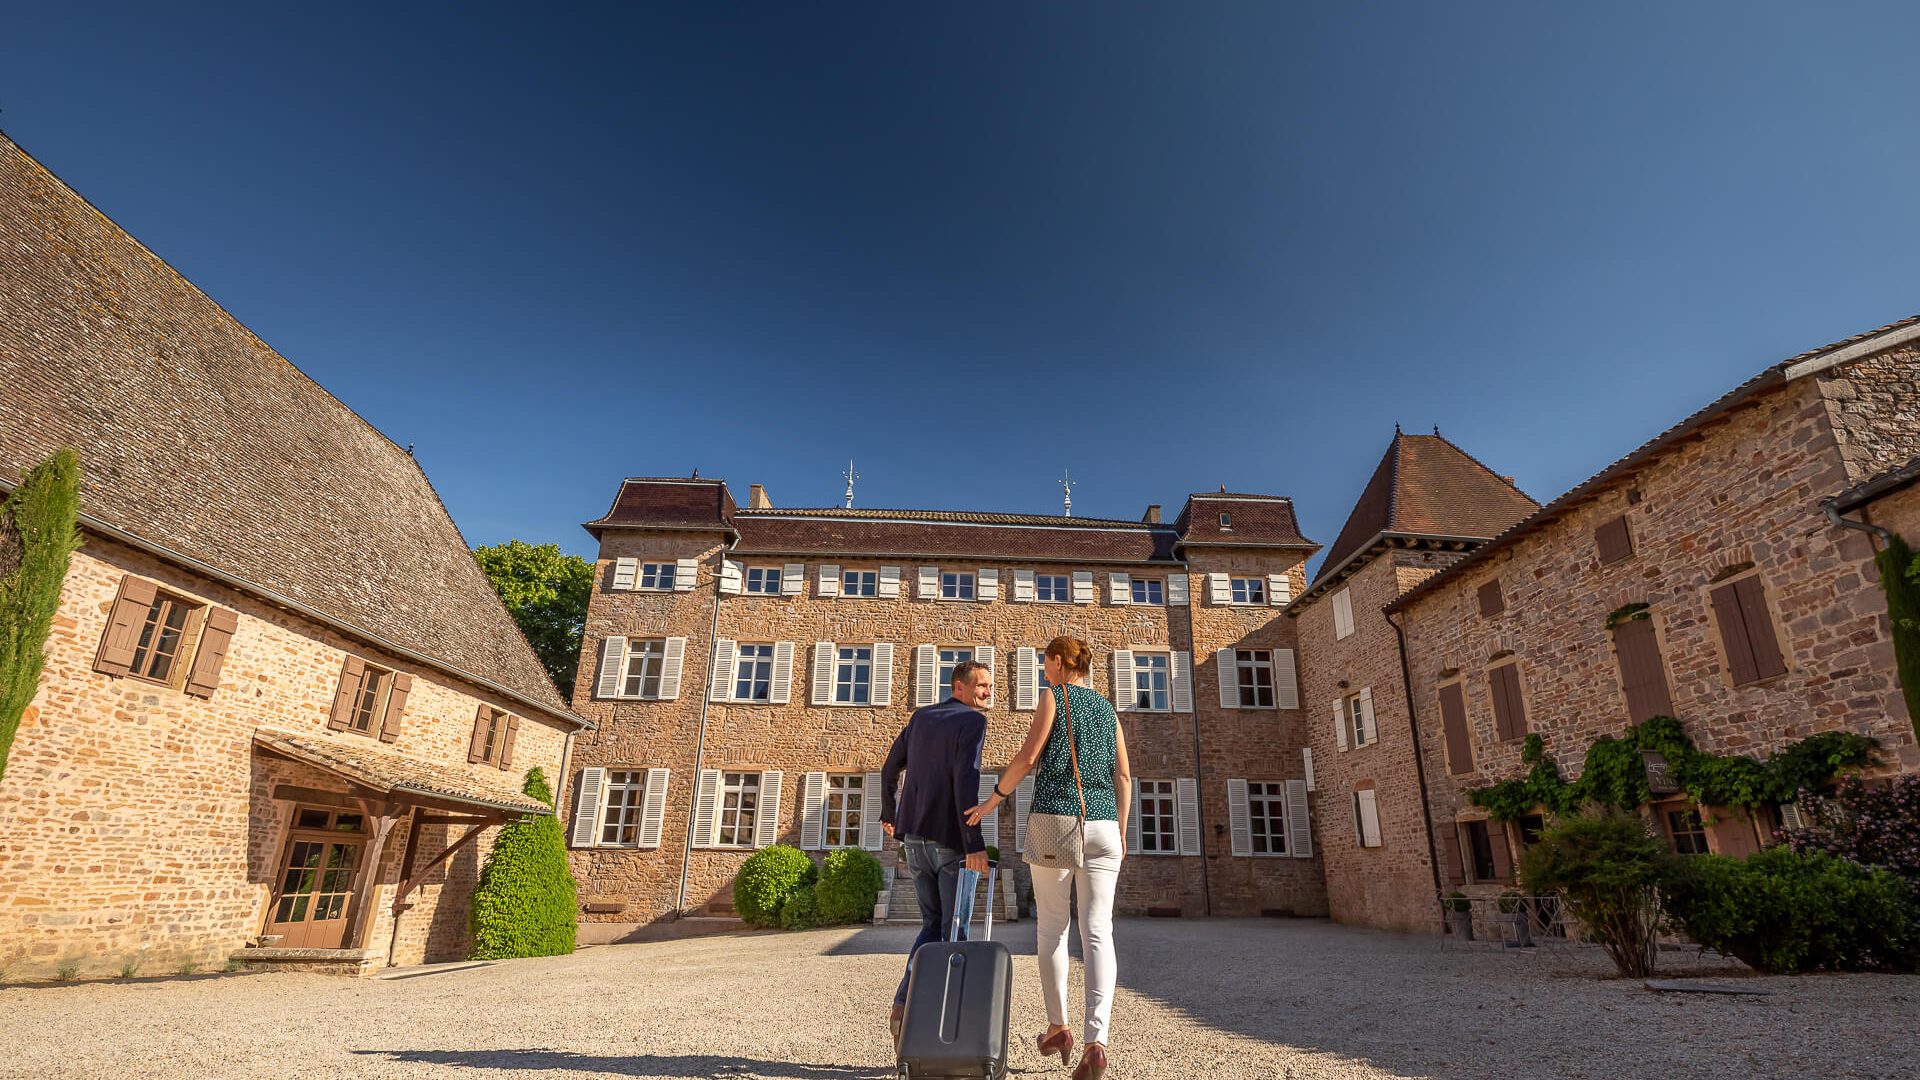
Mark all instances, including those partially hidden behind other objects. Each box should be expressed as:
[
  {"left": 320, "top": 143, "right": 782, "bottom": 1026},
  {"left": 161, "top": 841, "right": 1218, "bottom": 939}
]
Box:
[{"left": 1061, "top": 685, "right": 1088, "bottom": 822}]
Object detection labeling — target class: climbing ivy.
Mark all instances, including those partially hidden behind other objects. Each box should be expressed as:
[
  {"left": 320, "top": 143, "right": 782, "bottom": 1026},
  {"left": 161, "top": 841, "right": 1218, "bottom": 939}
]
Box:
[
  {"left": 1466, "top": 715, "right": 1876, "bottom": 822},
  {"left": 1604, "top": 602, "right": 1651, "bottom": 630}
]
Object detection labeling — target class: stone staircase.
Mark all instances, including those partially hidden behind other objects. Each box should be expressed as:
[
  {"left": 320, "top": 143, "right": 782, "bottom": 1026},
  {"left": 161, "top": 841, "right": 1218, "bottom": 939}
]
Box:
[{"left": 875, "top": 848, "right": 1023, "bottom": 924}]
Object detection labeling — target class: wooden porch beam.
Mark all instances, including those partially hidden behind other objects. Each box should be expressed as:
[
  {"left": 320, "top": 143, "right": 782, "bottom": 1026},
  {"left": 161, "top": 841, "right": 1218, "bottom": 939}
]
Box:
[
  {"left": 392, "top": 821, "right": 493, "bottom": 909},
  {"left": 273, "top": 783, "right": 390, "bottom": 812}
]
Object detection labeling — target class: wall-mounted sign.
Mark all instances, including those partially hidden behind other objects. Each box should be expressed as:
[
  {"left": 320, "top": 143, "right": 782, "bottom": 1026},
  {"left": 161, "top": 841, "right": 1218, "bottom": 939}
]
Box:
[{"left": 1641, "top": 750, "right": 1680, "bottom": 797}]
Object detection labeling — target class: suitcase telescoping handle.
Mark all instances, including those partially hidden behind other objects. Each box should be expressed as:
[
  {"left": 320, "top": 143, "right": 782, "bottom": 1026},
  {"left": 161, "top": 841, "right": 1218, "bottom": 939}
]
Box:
[{"left": 945, "top": 861, "right": 997, "bottom": 943}]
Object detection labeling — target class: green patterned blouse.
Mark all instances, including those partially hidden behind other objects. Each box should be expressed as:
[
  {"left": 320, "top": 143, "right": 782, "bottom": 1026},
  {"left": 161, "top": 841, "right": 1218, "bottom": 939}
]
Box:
[{"left": 1031, "top": 684, "right": 1120, "bottom": 821}]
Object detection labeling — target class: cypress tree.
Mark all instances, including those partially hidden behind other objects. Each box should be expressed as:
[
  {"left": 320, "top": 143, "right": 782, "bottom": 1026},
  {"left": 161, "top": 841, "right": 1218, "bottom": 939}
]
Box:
[
  {"left": 469, "top": 767, "right": 579, "bottom": 959},
  {"left": 1878, "top": 534, "right": 1920, "bottom": 742},
  {"left": 0, "top": 448, "right": 81, "bottom": 782}
]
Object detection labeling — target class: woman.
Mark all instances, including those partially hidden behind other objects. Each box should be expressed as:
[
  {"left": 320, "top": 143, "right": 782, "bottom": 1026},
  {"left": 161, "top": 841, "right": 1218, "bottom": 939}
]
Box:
[{"left": 966, "top": 635, "right": 1130, "bottom": 1080}]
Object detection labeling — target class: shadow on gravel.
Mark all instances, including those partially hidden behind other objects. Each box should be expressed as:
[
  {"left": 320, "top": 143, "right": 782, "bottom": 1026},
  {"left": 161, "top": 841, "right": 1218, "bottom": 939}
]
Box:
[{"left": 354, "top": 1049, "right": 890, "bottom": 1078}]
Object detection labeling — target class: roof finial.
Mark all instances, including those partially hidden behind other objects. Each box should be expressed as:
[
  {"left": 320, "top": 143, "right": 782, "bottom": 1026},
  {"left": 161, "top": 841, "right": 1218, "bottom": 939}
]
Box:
[
  {"left": 842, "top": 459, "right": 860, "bottom": 509},
  {"left": 1394, "top": 422, "right": 1401, "bottom": 435},
  {"left": 1433, "top": 424, "right": 1440, "bottom": 436},
  {"left": 405, "top": 442, "right": 414, "bottom": 457},
  {"left": 1060, "top": 470, "right": 1076, "bottom": 517},
  {"left": 692, "top": 467, "right": 700, "bottom": 479}
]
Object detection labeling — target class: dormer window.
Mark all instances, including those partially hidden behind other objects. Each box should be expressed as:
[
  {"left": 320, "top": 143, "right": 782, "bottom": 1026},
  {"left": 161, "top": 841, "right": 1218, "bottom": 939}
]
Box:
[{"left": 1219, "top": 513, "right": 1232, "bottom": 529}]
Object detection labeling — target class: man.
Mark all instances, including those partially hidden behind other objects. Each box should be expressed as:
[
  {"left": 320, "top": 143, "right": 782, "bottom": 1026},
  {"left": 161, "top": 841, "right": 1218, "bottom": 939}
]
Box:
[{"left": 880, "top": 658, "right": 994, "bottom": 1045}]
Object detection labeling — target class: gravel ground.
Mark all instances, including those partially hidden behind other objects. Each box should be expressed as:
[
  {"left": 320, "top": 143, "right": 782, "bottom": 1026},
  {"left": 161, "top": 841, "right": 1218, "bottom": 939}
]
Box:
[{"left": 4, "top": 918, "right": 1917, "bottom": 1079}]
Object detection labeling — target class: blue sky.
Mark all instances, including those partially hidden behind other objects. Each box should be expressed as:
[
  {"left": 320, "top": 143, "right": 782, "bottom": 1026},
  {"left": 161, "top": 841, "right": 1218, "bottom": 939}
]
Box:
[{"left": 6, "top": 3, "right": 1917, "bottom": 567}]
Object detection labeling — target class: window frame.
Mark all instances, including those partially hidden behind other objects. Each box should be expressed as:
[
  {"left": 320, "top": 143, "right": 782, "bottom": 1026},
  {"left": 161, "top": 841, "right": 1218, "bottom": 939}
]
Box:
[
  {"left": 1234, "top": 649, "right": 1276, "bottom": 709},
  {"left": 743, "top": 566, "right": 783, "bottom": 595},
  {"left": 1130, "top": 651, "right": 1172, "bottom": 713},
  {"left": 599, "top": 770, "right": 648, "bottom": 847},
  {"left": 716, "top": 771, "right": 761, "bottom": 848},
  {"left": 126, "top": 589, "right": 201, "bottom": 686},
  {"left": 1464, "top": 819, "right": 1499, "bottom": 881},
  {"left": 940, "top": 571, "right": 977, "bottom": 601},
  {"left": 732, "top": 643, "right": 775, "bottom": 703},
  {"left": 339, "top": 661, "right": 396, "bottom": 736},
  {"left": 1136, "top": 779, "right": 1178, "bottom": 855},
  {"left": 1229, "top": 577, "right": 1267, "bottom": 606},
  {"left": 621, "top": 638, "right": 667, "bottom": 699},
  {"left": 1130, "top": 578, "right": 1165, "bottom": 605},
  {"left": 1667, "top": 806, "right": 1710, "bottom": 856},
  {"left": 1343, "top": 690, "right": 1368, "bottom": 748},
  {"left": 841, "top": 569, "right": 879, "bottom": 598},
  {"left": 834, "top": 645, "right": 874, "bottom": 705},
  {"left": 1245, "top": 780, "right": 1290, "bottom": 857},
  {"left": 1034, "top": 573, "right": 1070, "bottom": 603},
  {"left": 474, "top": 706, "right": 508, "bottom": 765},
  {"left": 638, "top": 562, "right": 678, "bottom": 591},
  {"left": 937, "top": 647, "right": 975, "bottom": 691},
  {"left": 823, "top": 773, "right": 867, "bottom": 849}
]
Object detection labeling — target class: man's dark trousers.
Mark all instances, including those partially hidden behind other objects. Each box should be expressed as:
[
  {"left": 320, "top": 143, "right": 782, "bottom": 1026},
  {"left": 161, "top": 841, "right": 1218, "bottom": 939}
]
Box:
[{"left": 893, "top": 834, "right": 970, "bottom": 1007}]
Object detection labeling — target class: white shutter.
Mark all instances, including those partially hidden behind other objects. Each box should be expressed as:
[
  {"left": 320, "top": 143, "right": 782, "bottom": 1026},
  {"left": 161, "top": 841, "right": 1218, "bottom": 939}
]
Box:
[
  {"left": 595, "top": 635, "right": 628, "bottom": 700},
  {"left": 871, "top": 643, "right": 894, "bottom": 706},
  {"left": 974, "top": 646, "right": 996, "bottom": 706},
  {"left": 879, "top": 565, "right": 902, "bottom": 598},
  {"left": 1111, "top": 650, "right": 1135, "bottom": 711},
  {"left": 1779, "top": 802, "right": 1807, "bottom": 831},
  {"left": 659, "top": 637, "right": 687, "bottom": 700},
  {"left": 710, "top": 640, "right": 736, "bottom": 702},
  {"left": 781, "top": 563, "right": 805, "bottom": 596},
  {"left": 1171, "top": 651, "right": 1194, "bottom": 713},
  {"left": 1227, "top": 779, "right": 1252, "bottom": 857},
  {"left": 612, "top": 558, "right": 637, "bottom": 591},
  {"left": 769, "top": 641, "right": 796, "bottom": 705},
  {"left": 1288, "top": 778, "right": 1313, "bottom": 859},
  {"left": 918, "top": 566, "right": 940, "bottom": 598},
  {"left": 977, "top": 568, "right": 999, "bottom": 601},
  {"left": 719, "top": 560, "right": 743, "bottom": 595},
  {"left": 637, "top": 768, "right": 671, "bottom": 848},
  {"left": 1208, "top": 572, "right": 1230, "bottom": 605},
  {"left": 1016, "top": 648, "right": 1039, "bottom": 711},
  {"left": 817, "top": 564, "right": 841, "bottom": 598},
  {"left": 915, "top": 644, "right": 938, "bottom": 706},
  {"left": 977, "top": 773, "right": 1000, "bottom": 850},
  {"left": 1014, "top": 776, "right": 1035, "bottom": 852},
  {"left": 1177, "top": 778, "right": 1202, "bottom": 856},
  {"left": 1274, "top": 648, "right": 1299, "bottom": 710},
  {"left": 1071, "top": 571, "right": 1095, "bottom": 604},
  {"left": 569, "top": 767, "right": 607, "bottom": 848},
  {"left": 1357, "top": 788, "right": 1382, "bottom": 848},
  {"left": 1012, "top": 569, "right": 1035, "bottom": 602},
  {"left": 755, "top": 771, "right": 784, "bottom": 848},
  {"left": 1126, "top": 787, "right": 1143, "bottom": 854},
  {"left": 1358, "top": 686, "right": 1377, "bottom": 745},
  {"left": 1109, "top": 573, "right": 1131, "bottom": 604},
  {"left": 1216, "top": 649, "right": 1239, "bottom": 709},
  {"left": 674, "top": 557, "right": 698, "bottom": 592},
  {"left": 800, "top": 771, "right": 827, "bottom": 850},
  {"left": 811, "top": 642, "right": 835, "bottom": 706},
  {"left": 1268, "top": 573, "right": 1291, "bottom": 606},
  {"left": 1303, "top": 747, "right": 1316, "bottom": 792},
  {"left": 1334, "top": 699, "right": 1349, "bottom": 751},
  {"left": 693, "top": 769, "right": 721, "bottom": 848},
  {"left": 1333, "top": 589, "right": 1354, "bottom": 639},
  {"left": 1167, "top": 573, "right": 1190, "bottom": 606},
  {"left": 861, "top": 771, "right": 887, "bottom": 850}
]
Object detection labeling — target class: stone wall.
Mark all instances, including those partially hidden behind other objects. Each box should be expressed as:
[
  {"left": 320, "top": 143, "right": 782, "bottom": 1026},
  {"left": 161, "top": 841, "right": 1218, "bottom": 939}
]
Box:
[{"left": 1817, "top": 341, "right": 1920, "bottom": 484}]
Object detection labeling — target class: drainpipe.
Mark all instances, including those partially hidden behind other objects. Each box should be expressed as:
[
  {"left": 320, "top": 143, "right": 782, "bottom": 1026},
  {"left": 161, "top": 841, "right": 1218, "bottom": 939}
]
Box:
[
  {"left": 676, "top": 537, "right": 739, "bottom": 914},
  {"left": 1178, "top": 563, "right": 1214, "bottom": 917},
  {"left": 1386, "top": 608, "right": 1447, "bottom": 932},
  {"left": 1824, "top": 499, "right": 1892, "bottom": 546}
]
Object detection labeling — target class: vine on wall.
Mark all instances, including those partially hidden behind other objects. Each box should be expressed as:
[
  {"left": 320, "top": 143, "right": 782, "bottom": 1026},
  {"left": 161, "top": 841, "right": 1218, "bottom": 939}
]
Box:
[{"left": 1878, "top": 534, "right": 1920, "bottom": 743}]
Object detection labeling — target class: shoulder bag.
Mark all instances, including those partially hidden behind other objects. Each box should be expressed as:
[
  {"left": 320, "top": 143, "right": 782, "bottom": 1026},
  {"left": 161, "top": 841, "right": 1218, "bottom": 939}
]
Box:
[{"left": 1022, "top": 684, "right": 1087, "bottom": 870}]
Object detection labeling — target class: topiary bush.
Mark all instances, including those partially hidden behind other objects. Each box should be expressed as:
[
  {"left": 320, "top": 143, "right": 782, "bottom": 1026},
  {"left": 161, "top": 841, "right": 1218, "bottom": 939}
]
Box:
[
  {"left": 734, "top": 845, "right": 813, "bottom": 926},
  {"left": 0, "top": 448, "right": 81, "bottom": 784},
  {"left": 1661, "top": 846, "right": 1920, "bottom": 973},
  {"left": 1518, "top": 809, "right": 1670, "bottom": 977},
  {"left": 815, "top": 847, "right": 886, "bottom": 925},
  {"left": 470, "top": 768, "right": 579, "bottom": 959}
]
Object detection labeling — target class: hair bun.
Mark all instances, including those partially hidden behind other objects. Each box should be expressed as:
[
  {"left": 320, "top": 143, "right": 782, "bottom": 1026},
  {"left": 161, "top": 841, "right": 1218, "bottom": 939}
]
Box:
[{"left": 1044, "top": 634, "right": 1094, "bottom": 676}]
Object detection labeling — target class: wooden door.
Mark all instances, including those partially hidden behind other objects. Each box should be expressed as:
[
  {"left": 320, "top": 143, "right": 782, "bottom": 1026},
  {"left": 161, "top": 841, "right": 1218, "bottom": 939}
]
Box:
[{"left": 265, "top": 806, "right": 368, "bottom": 949}]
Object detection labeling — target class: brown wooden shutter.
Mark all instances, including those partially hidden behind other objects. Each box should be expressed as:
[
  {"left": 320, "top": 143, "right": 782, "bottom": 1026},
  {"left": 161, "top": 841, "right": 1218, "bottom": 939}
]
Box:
[
  {"left": 499, "top": 715, "right": 521, "bottom": 770},
  {"left": 94, "top": 575, "right": 159, "bottom": 677},
  {"left": 377, "top": 672, "right": 412, "bottom": 743},
  {"left": 1438, "top": 682, "right": 1475, "bottom": 774},
  {"left": 1612, "top": 617, "right": 1674, "bottom": 721},
  {"left": 1489, "top": 663, "right": 1527, "bottom": 741},
  {"left": 1441, "top": 829, "right": 1466, "bottom": 885},
  {"left": 328, "top": 657, "right": 366, "bottom": 731},
  {"left": 1477, "top": 580, "right": 1504, "bottom": 617},
  {"left": 1709, "top": 581, "right": 1759, "bottom": 685},
  {"left": 1595, "top": 515, "right": 1634, "bottom": 564},
  {"left": 1733, "top": 576, "right": 1786, "bottom": 681},
  {"left": 1708, "top": 809, "right": 1760, "bottom": 859},
  {"left": 468, "top": 704, "right": 491, "bottom": 763},
  {"left": 1488, "top": 824, "right": 1514, "bottom": 881},
  {"left": 183, "top": 606, "right": 238, "bottom": 698}
]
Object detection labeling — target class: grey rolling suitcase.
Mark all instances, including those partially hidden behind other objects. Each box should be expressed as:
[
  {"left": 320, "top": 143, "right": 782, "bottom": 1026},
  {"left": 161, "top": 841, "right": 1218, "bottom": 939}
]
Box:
[{"left": 896, "top": 865, "right": 1012, "bottom": 1079}]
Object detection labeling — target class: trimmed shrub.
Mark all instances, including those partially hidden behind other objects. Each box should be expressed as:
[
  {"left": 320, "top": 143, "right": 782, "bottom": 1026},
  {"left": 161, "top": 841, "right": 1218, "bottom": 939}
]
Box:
[
  {"left": 1661, "top": 846, "right": 1920, "bottom": 973},
  {"left": 735, "top": 845, "right": 813, "bottom": 926},
  {"left": 469, "top": 769, "right": 578, "bottom": 959},
  {"left": 0, "top": 448, "right": 81, "bottom": 783},
  {"left": 815, "top": 847, "right": 886, "bottom": 925},
  {"left": 778, "top": 884, "right": 821, "bottom": 930},
  {"left": 1518, "top": 809, "right": 1670, "bottom": 977}
]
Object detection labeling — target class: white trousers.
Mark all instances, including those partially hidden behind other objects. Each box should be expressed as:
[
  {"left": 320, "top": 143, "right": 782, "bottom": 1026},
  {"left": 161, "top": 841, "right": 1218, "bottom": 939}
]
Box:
[{"left": 1030, "top": 818, "right": 1123, "bottom": 1047}]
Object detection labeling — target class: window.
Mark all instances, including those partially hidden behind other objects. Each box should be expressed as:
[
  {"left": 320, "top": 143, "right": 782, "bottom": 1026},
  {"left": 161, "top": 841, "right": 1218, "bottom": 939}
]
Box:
[
  {"left": 1464, "top": 820, "right": 1499, "bottom": 881},
  {"left": 1478, "top": 579, "right": 1504, "bottom": 617},
  {"left": 1668, "top": 808, "right": 1709, "bottom": 855},
  {"left": 1709, "top": 574, "right": 1787, "bottom": 686},
  {"left": 621, "top": 639, "right": 666, "bottom": 698},
  {"left": 716, "top": 772, "right": 760, "bottom": 847},
  {"left": 1033, "top": 647, "right": 1053, "bottom": 689},
  {"left": 1332, "top": 588, "right": 1355, "bottom": 640},
  {"left": 1353, "top": 788, "right": 1382, "bottom": 848},
  {"left": 835, "top": 646, "right": 873, "bottom": 705},
  {"left": 824, "top": 774, "right": 866, "bottom": 848},
  {"left": 128, "top": 590, "right": 197, "bottom": 684},
  {"left": 1036, "top": 574, "right": 1069, "bottom": 602},
  {"left": 1137, "top": 779, "right": 1177, "bottom": 854},
  {"left": 1247, "top": 781, "right": 1289, "bottom": 855},
  {"left": 1233, "top": 650, "right": 1275, "bottom": 708},
  {"left": 941, "top": 571, "right": 976, "bottom": 600},
  {"left": 1344, "top": 691, "right": 1368, "bottom": 747},
  {"left": 600, "top": 771, "right": 648, "bottom": 846},
  {"left": 744, "top": 567, "right": 782, "bottom": 595},
  {"left": 1438, "top": 682, "right": 1473, "bottom": 774},
  {"left": 1595, "top": 515, "right": 1634, "bottom": 564},
  {"left": 1487, "top": 662, "right": 1528, "bottom": 741},
  {"left": 733, "top": 644, "right": 774, "bottom": 702},
  {"left": 334, "top": 663, "right": 394, "bottom": 735},
  {"left": 474, "top": 707, "right": 507, "bottom": 764},
  {"left": 841, "top": 569, "right": 878, "bottom": 597},
  {"left": 1515, "top": 814, "right": 1547, "bottom": 847},
  {"left": 1230, "top": 577, "right": 1266, "bottom": 605},
  {"left": 1131, "top": 652, "right": 1170, "bottom": 712},
  {"left": 937, "top": 647, "right": 975, "bottom": 690},
  {"left": 1612, "top": 614, "right": 1675, "bottom": 722},
  {"left": 1219, "top": 513, "right": 1232, "bottom": 528},
  {"left": 1130, "top": 578, "right": 1164, "bottom": 605},
  {"left": 639, "top": 562, "right": 677, "bottom": 590}
]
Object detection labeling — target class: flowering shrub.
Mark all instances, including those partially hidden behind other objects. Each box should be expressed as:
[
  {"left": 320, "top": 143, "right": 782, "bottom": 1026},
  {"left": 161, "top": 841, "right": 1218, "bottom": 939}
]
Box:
[
  {"left": 1661, "top": 846, "right": 1918, "bottom": 973},
  {"left": 1785, "top": 774, "right": 1920, "bottom": 888}
]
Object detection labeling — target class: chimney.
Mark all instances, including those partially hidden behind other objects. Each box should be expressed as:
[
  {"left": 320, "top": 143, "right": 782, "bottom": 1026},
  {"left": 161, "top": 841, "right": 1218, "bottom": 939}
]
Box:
[
  {"left": 1142, "top": 504, "right": 1162, "bottom": 524},
  {"left": 748, "top": 484, "right": 773, "bottom": 510}
]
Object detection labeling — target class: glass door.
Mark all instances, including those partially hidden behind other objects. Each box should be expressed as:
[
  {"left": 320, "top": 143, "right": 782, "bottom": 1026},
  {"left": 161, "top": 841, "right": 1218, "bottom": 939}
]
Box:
[{"left": 264, "top": 806, "right": 367, "bottom": 949}]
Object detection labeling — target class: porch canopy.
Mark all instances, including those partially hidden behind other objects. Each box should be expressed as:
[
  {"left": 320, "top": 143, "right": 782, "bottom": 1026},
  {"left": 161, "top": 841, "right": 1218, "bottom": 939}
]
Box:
[{"left": 253, "top": 728, "right": 552, "bottom": 817}]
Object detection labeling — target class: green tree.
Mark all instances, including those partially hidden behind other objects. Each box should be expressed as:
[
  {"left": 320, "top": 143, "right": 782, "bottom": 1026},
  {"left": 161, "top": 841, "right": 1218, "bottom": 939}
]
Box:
[
  {"left": 472, "top": 541, "right": 593, "bottom": 698},
  {"left": 1, "top": 448, "right": 82, "bottom": 782},
  {"left": 1877, "top": 534, "right": 1920, "bottom": 742},
  {"left": 469, "top": 768, "right": 579, "bottom": 959}
]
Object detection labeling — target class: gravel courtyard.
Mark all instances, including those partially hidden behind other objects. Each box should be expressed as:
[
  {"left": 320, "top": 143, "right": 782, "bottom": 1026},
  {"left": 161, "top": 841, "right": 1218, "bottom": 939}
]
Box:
[{"left": 5, "top": 919, "right": 1916, "bottom": 1079}]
